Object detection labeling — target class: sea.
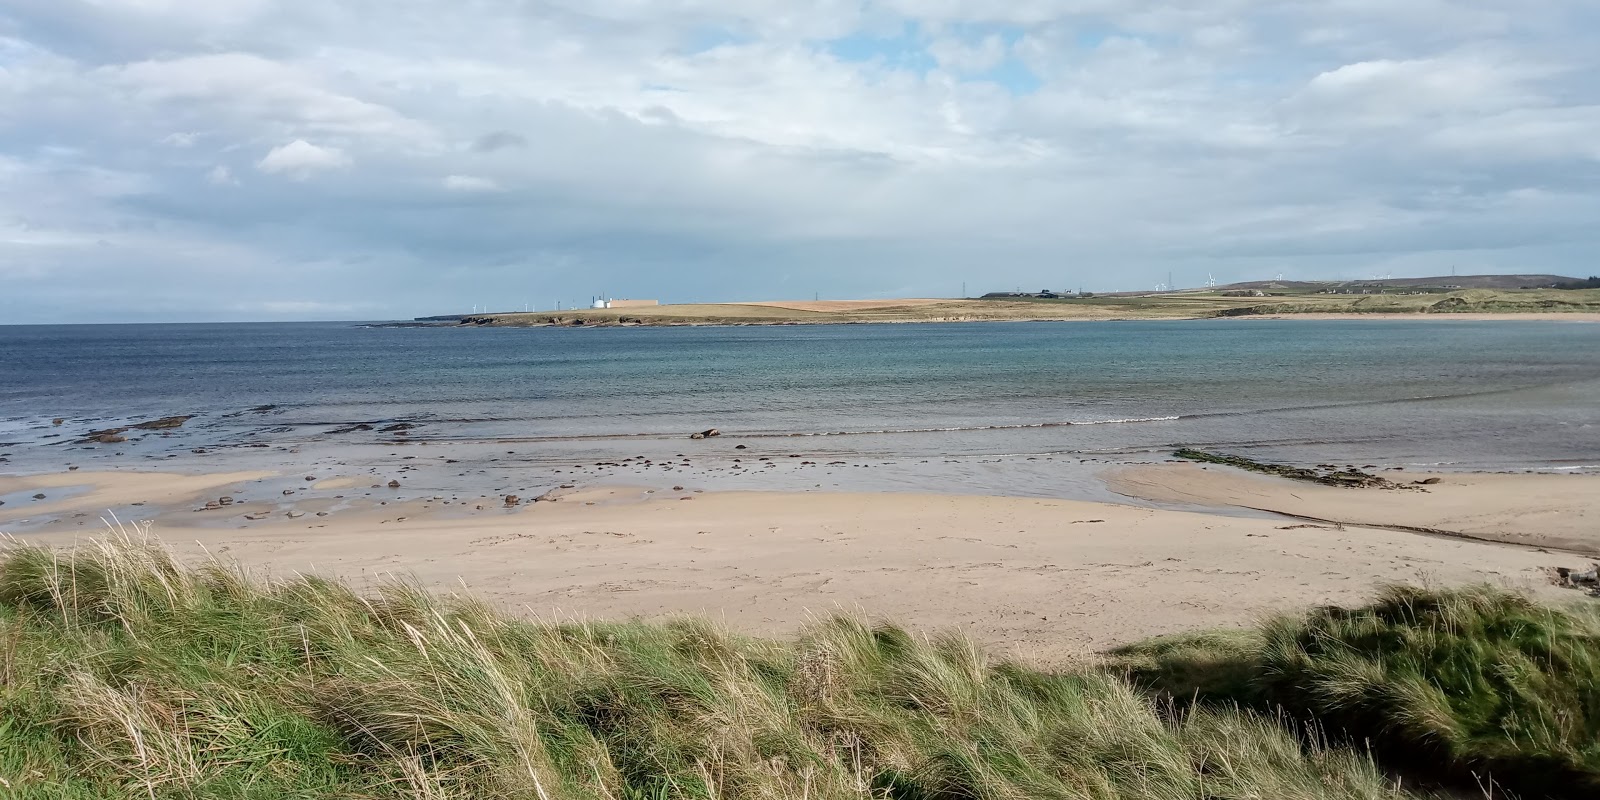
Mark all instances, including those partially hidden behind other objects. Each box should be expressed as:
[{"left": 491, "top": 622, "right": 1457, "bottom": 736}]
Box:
[{"left": 2, "top": 319, "right": 1598, "bottom": 502}]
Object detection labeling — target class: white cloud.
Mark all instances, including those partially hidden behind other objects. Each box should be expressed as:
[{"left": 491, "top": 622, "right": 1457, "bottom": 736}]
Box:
[
  {"left": 1296, "top": 56, "right": 1543, "bottom": 124},
  {"left": 206, "top": 165, "right": 239, "bottom": 185},
  {"left": 443, "top": 174, "right": 502, "bottom": 192},
  {"left": 256, "top": 140, "right": 351, "bottom": 179}
]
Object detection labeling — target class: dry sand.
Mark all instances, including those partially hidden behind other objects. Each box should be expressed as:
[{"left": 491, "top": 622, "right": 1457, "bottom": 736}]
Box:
[
  {"left": 1105, "top": 463, "right": 1600, "bottom": 555},
  {"left": 6, "top": 471, "right": 1588, "bottom": 662}
]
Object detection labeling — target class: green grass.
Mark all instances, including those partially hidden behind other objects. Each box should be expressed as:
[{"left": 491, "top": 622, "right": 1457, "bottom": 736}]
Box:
[
  {"left": 1113, "top": 585, "right": 1600, "bottom": 799},
  {"left": 4, "top": 536, "right": 1596, "bottom": 798}
]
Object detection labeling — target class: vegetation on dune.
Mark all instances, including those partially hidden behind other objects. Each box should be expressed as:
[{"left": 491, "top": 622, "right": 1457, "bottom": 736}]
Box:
[
  {"left": 1, "top": 534, "right": 1418, "bottom": 800},
  {"left": 2, "top": 537, "right": 1597, "bottom": 798},
  {"left": 1114, "top": 585, "right": 1600, "bottom": 799}
]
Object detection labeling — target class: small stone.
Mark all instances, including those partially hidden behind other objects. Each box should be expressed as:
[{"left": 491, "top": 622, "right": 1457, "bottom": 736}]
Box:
[
  {"left": 388, "top": 480, "right": 401, "bottom": 488},
  {"left": 32, "top": 493, "right": 46, "bottom": 500},
  {"left": 218, "top": 496, "right": 234, "bottom": 506},
  {"left": 504, "top": 495, "right": 521, "bottom": 507},
  {"left": 305, "top": 475, "right": 316, "bottom": 481},
  {"left": 52, "top": 418, "right": 64, "bottom": 425}
]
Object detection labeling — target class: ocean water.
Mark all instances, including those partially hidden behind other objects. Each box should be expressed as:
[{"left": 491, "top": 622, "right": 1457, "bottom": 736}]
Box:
[{"left": 2, "top": 320, "right": 1598, "bottom": 499}]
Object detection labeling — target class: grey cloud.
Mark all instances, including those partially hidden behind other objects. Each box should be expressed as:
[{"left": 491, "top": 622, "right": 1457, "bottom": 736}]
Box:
[{"left": 471, "top": 131, "right": 530, "bottom": 152}]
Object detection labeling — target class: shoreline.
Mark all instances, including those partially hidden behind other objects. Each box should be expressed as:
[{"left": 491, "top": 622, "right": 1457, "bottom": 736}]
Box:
[
  {"left": 384, "top": 310, "right": 1600, "bottom": 329},
  {"left": 5, "top": 466, "right": 1593, "bottom": 660}
]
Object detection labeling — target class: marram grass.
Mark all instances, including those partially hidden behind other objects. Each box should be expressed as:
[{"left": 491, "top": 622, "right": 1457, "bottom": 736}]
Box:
[{"left": 0, "top": 534, "right": 1590, "bottom": 799}]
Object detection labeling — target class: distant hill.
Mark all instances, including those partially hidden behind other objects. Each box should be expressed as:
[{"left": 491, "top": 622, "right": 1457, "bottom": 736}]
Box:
[{"left": 1209, "top": 274, "right": 1578, "bottom": 293}]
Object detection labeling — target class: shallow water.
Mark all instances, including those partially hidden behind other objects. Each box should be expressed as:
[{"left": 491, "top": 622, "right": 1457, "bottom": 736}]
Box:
[{"left": 2, "top": 319, "right": 1597, "bottom": 501}]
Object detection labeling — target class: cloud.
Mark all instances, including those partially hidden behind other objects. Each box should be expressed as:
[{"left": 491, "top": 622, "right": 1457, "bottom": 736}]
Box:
[
  {"left": 255, "top": 140, "right": 351, "bottom": 179},
  {"left": 1, "top": 0, "right": 1598, "bottom": 322},
  {"left": 443, "top": 174, "right": 503, "bottom": 192},
  {"left": 470, "top": 131, "right": 529, "bottom": 152}
]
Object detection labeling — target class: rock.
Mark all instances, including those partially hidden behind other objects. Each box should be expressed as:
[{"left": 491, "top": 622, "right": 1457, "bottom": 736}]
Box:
[
  {"left": 316, "top": 512, "right": 329, "bottom": 517},
  {"left": 218, "top": 496, "right": 234, "bottom": 506},
  {"left": 287, "top": 511, "right": 304, "bottom": 519},
  {"left": 1556, "top": 565, "right": 1600, "bottom": 588},
  {"left": 305, "top": 475, "right": 316, "bottom": 481},
  {"left": 690, "top": 428, "right": 722, "bottom": 439},
  {"left": 32, "top": 493, "right": 46, "bottom": 500},
  {"left": 1415, "top": 477, "right": 1443, "bottom": 485},
  {"left": 68, "top": 465, "right": 79, "bottom": 471},
  {"left": 504, "top": 495, "right": 521, "bottom": 507},
  {"left": 131, "top": 415, "right": 194, "bottom": 430},
  {"left": 673, "top": 485, "right": 684, "bottom": 491},
  {"left": 52, "top": 418, "right": 64, "bottom": 425},
  {"left": 735, "top": 444, "right": 747, "bottom": 450},
  {"left": 388, "top": 480, "right": 401, "bottom": 488}
]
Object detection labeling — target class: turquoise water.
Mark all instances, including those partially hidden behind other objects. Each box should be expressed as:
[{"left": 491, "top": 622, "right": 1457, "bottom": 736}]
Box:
[{"left": 2, "top": 320, "right": 1598, "bottom": 494}]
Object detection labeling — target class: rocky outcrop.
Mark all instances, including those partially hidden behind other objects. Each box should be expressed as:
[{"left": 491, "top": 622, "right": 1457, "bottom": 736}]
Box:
[
  {"left": 131, "top": 416, "right": 194, "bottom": 430},
  {"left": 1174, "top": 448, "right": 1418, "bottom": 490}
]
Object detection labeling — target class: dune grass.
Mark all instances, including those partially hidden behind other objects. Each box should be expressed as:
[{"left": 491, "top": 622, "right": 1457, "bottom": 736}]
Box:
[
  {"left": 0, "top": 533, "right": 1440, "bottom": 800},
  {"left": 1113, "top": 585, "right": 1600, "bottom": 799},
  {"left": 5, "top": 536, "right": 1598, "bottom": 798}
]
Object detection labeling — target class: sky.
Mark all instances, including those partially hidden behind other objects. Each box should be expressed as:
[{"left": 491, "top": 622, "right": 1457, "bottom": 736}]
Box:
[{"left": 2, "top": 1, "right": 1598, "bottom": 323}]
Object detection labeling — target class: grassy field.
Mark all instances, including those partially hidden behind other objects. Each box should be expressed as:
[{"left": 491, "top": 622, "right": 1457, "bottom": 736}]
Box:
[
  {"left": 3, "top": 535, "right": 1598, "bottom": 798},
  {"left": 458, "top": 289, "right": 1600, "bottom": 327}
]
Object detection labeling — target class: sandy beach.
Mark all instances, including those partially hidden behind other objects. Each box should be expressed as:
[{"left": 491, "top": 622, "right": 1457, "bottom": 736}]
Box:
[
  {"left": 5, "top": 466, "right": 1594, "bottom": 662},
  {"left": 1106, "top": 463, "right": 1600, "bottom": 555}
]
